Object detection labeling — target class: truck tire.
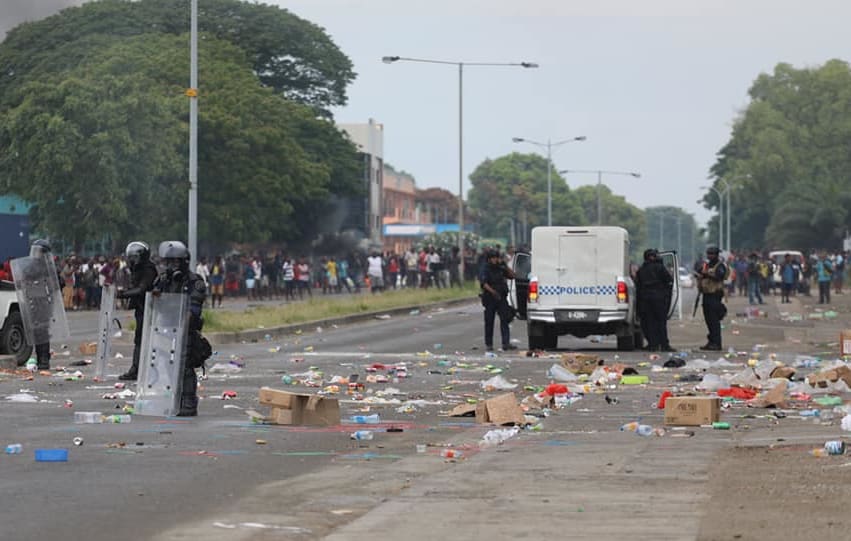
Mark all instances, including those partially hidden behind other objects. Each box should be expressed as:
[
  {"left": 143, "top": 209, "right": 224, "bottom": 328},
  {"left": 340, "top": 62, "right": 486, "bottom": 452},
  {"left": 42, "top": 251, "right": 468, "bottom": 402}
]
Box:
[
  {"left": 617, "top": 333, "right": 636, "bottom": 351},
  {"left": 1, "top": 311, "right": 32, "bottom": 366},
  {"left": 528, "top": 323, "right": 558, "bottom": 350}
]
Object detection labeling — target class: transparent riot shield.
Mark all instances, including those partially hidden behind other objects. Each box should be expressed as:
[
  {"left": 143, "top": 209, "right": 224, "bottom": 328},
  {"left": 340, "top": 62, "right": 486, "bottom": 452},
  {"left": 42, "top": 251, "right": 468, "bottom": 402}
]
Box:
[
  {"left": 10, "top": 254, "right": 70, "bottom": 345},
  {"left": 135, "top": 292, "right": 190, "bottom": 417},
  {"left": 94, "top": 284, "right": 117, "bottom": 380}
]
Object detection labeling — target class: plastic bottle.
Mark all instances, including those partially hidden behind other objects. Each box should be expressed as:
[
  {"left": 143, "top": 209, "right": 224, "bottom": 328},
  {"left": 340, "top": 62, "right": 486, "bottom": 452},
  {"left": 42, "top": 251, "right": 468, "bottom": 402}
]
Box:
[
  {"left": 636, "top": 424, "right": 655, "bottom": 436},
  {"left": 811, "top": 448, "right": 828, "bottom": 457},
  {"left": 350, "top": 414, "right": 380, "bottom": 424},
  {"left": 350, "top": 430, "right": 374, "bottom": 441},
  {"left": 799, "top": 409, "right": 820, "bottom": 417},
  {"left": 25, "top": 359, "right": 37, "bottom": 372},
  {"left": 104, "top": 414, "right": 132, "bottom": 424},
  {"left": 620, "top": 422, "right": 640, "bottom": 432},
  {"left": 5, "top": 444, "right": 22, "bottom": 454},
  {"left": 824, "top": 441, "right": 845, "bottom": 455},
  {"left": 711, "top": 422, "right": 731, "bottom": 430},
  {"left": 440, "top": 449, "right": 463, "bottom": 459}
]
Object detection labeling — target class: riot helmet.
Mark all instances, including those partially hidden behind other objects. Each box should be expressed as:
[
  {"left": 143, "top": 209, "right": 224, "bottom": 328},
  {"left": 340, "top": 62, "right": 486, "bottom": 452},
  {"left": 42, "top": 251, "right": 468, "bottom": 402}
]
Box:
[
  {"left": 125, "top": 241, "right": 150, "bottom": 270},
  {"left": 643, "top": 248, "right": 658, "bottom": 262},
  {"left": 706, "top": 246, "right": 720, "bottom": 262},
  {"left": 158, "top": 241, "right": 190, "bottom": 277},
  {"left": 29, "top": 239, "right": 51, "bottom": 258}
]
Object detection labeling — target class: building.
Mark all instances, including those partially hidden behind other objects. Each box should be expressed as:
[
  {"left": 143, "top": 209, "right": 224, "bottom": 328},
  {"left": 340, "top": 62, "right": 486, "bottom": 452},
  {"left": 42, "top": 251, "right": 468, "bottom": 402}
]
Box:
[
  {"left": 0, "top": 195, "right": 30, "bottom": 262},
  {"left": 339, "top": 119, "right": 384, "bottom": 247}
]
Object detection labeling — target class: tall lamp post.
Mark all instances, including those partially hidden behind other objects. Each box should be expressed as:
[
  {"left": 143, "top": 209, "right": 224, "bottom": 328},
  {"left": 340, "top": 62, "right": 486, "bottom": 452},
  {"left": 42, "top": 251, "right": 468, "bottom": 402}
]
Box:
[
  {"left": 511, "top": 136, "right": 586, "bottom": 226},
  {"left": 718, "top": 174, "right": 750, "bottom": 254},
  {"left": 382, "top": 56, "right": 538, "bottom": 279},
  {"left": 187, "top": 0, "right": 199, "bottom": 268},
  {"left": 560, "top": 169, "right": 641, "bottom": 225}
]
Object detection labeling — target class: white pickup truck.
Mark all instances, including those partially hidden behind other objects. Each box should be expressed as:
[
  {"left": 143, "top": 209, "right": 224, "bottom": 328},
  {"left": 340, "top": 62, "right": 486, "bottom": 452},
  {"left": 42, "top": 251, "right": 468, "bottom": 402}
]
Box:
[
  {"left": 523, "top": 226, "right": 678, "bottom": 351},
  {"left": 0, "top": 280, "right": 30, "bottom": 365}
]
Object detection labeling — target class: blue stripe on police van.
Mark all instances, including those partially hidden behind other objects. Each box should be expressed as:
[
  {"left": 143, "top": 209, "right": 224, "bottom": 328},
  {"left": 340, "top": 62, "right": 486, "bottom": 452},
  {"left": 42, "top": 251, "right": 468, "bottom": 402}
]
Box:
[{"left": 539, "top": 285, "right": 617, "bottom": 296}]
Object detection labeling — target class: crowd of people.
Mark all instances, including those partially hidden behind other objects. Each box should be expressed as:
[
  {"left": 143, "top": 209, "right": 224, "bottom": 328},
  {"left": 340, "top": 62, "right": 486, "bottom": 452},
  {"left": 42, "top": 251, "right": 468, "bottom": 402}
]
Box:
[{"left": 721, "top": 250, "right": 847, "bottom": 305}]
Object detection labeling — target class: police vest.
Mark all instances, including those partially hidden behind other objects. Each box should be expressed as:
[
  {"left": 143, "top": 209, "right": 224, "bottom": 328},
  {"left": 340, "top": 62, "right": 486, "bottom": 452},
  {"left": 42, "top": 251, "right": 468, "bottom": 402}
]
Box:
[{"left": 699, "top": 261, "right": 727, "bottom": 295}]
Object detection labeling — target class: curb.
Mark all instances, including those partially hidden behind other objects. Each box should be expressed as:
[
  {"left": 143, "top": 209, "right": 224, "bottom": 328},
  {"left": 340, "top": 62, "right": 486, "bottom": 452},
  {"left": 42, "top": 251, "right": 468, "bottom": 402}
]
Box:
[{"left": 205, "top": 296, "right": 478, "bottom": 346}]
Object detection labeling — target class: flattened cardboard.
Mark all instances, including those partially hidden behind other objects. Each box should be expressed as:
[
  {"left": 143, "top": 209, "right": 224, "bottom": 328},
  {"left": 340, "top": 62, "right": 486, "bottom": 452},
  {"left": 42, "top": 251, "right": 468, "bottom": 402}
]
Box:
[
  {"left": 753, "top": 380, "right": 787, "bottom": 408},
  {"left": 664, "top": 397, "right": 721, "bottom": 426},
  {"left": 79, "top": 342, "right": 97, "bottom": 355},
  {"left": 561, "top": 353, "right": 602, "bottom": 375},
  {"left": 769, "top": 367, "right": 796, "bottom": 380},
  {"left": 808, "top": 366, "right": 851, "bottom": 388},
  {"left": 842, "top": 330, "right": 851, "bottom": 356},
  {"left": 448, "top": 403, "right": 477, "bottom": 417},
  {"left": 475, "top": 393, "right": 526, "bottom": 426},
  {"left": 258, "top": 387, "right": 340, "bottom": 426}
]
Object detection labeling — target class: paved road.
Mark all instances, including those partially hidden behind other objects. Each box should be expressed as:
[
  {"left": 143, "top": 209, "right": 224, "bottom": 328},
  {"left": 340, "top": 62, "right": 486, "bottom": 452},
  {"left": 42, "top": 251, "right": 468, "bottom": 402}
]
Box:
[{"left": 2, "top": 286, "right": 845, "bottom": 540}]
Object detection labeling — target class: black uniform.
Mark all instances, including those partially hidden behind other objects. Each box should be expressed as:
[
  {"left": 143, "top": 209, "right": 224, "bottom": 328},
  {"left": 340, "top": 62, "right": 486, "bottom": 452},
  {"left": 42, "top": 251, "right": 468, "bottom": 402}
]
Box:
[
  {"left": 699, "top": 257, "right": 728, "bottom": 350},
  {"left": 153, "top": 270, "right": 207, "bottom": 416},
  {"left": 635, "top": 258, "right": 673, "bottom": 351},
  {"left": 117, "top": 260, "right": 158, "bottom": 379},
  {"left": 478, "top": 257, "right": 515, "bottom": 351}
]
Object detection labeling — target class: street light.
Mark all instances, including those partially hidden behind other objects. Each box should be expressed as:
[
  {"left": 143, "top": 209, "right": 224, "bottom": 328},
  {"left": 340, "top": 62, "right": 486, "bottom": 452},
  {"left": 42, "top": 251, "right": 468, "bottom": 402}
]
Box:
[
  {"left": 718, "top": 174, "right": 751, "bottom": 254},
  {"left": 512, "top": 136, "right": 586, "bottom": 226},
  {"left": 560, "top": 169, "right": 641, "bottom": 225},
  {"left": 187, "top": 0, "right": 198, "bottom": 268},
  {"left": 700, "top": 185, "right": 725, "bottom": 250},
  {"left": 383, "top": 56, "right": 538, "bottom": 279}
]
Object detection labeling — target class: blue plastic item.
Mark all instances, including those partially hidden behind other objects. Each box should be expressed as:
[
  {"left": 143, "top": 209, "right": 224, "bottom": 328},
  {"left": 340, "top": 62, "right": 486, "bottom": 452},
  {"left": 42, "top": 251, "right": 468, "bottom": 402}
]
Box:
[{"left": 35, "top": 449, "right": 68, "bottom": 462}]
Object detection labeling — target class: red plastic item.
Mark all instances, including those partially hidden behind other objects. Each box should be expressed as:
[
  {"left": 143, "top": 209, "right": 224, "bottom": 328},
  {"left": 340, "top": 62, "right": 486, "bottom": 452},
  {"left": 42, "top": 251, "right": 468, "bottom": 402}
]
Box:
[
  {"left": 717, "top": 388, "right": 757, "bottom": 400},
  {"left": 544, "top": 384, "right": 569, "bottom": 396},
  {"left": 221, "top": 390, "right": 237, "bottom": 399},
  {"left": 657, "top": 391, "right": 673, "bottom": 409}
]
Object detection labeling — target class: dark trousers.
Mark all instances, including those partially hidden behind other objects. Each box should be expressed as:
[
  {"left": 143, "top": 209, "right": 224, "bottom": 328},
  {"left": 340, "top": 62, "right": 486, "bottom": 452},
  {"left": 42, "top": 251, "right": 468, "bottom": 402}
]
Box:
[
  {"left": 483, "top": 297, "right": 511, "bottom": 348},
  {"left": 35, "top": 342, "right": 50, "bottom": 368},
  {"left": 781, "top": 283, "right": 793, "bottom": 302},
  {"left": 702, "top": 293, "right": 725, "bottom": 347},
  {"left": 640, "top": 295, "right": 669, "bottom": 348},
  {"left": 130, "top": 308, "right": 144, "bottom": 374},
  {"left": 819, "top": 281, "right": 831, "bottom": 304}
]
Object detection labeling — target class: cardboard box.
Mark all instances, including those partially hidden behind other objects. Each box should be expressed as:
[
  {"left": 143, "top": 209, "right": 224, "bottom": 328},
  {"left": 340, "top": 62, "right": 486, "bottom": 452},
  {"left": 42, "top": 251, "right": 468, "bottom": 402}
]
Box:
[
  {"left": 560, "top": 353, "right": 602, "bottom": 375},
  {"left": 664, "top": 397, "right": 721, "bottom": 426},
  {"left": 475, "top": 393, "right": 526, "bottom": 426},
  {"left": 258, "top": 387, "right": 340, "bottom": 426},
  {"left": 842, "top": 330, "right": 851, "bottom": 356},
  {"left": 79, "top": 342, "right": 97, "bottom": 355}
]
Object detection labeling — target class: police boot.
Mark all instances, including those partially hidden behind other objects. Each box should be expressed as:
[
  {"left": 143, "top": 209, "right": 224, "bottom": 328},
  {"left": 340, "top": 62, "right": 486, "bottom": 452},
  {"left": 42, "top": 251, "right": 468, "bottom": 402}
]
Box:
[
  {"left": 176, "top": 367, "right": 198, "bottom": 417},
  {"left": 35, "top": 343, "right": 51, "bottom": 370},
  {"left": 119, "top": 349, "right": 140, "bottom": 381}
]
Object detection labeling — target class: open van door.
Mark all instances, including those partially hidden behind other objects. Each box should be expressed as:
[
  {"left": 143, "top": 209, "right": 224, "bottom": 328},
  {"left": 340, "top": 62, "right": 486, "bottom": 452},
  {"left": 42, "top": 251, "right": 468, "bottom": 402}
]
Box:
[
  {"left": 508, "top": 251, "right": 531, "bottom": 320},
  {"left": 658, "top": 251, "right": 680, "bottom": 320}
]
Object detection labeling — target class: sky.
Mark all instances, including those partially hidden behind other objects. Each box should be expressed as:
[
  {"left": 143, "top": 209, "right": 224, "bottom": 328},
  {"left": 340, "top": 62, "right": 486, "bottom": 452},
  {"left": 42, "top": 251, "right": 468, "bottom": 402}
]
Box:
[{"left": 4, "top": 0, "right": 850, "bottom": 226}]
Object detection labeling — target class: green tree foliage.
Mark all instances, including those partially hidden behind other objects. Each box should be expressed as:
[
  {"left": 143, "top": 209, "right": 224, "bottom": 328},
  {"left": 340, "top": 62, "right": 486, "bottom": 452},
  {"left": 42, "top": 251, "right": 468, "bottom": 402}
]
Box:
[
  {"left": 468, "top": 153, "right": 585, "bottom": 243},
  {"left": 0, "top": 1, "right": 361, "bottom": 248},
  {"left": 707, "top": 59, "right": 851, "bottom": 250}
]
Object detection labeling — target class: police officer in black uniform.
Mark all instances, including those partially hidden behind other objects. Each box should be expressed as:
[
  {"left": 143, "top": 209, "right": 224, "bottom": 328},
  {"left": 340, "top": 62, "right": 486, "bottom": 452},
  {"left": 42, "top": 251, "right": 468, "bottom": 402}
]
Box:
[
  {"left": 26, "top": 239, "right": 59, "bottom": 370},
  {"left": 117, "top": 241, "right": 158, "bottom": 381},
  {"left": 697, "top": 246, "right": 728, "bottom": 351},
  {"left": 479, "top": 249, "right": 517, "bottom": 352},
  {"left": 635, "top": 248, "right": 674, "bottom": 351},
  {"left": 152, "top": 241, "right": 208, "bottom": 416}
]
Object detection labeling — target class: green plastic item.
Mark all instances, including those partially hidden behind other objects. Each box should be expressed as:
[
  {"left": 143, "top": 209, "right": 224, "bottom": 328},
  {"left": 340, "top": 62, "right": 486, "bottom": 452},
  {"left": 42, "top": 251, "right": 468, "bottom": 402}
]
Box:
[
  {"left": 712, "top": 422, "right": 730, "bottom": 430},
  {"left": 620, "top": 375, "right": 650, "bottom": 385},
  {"left": 814, "top": 396, "right": 843, "bottom": 406}
]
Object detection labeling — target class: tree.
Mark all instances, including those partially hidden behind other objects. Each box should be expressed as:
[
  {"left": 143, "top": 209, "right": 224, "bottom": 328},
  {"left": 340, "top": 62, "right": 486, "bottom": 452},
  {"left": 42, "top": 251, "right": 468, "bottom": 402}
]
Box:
[
  {"left": 0, "top": 3, "right": 362, "bottom": 249},
  {"left": 0, "top": 0, "right": 354, "bottom": 115},
  {"left": 707, "top": 59, "right": 851, "bottom": 250},
  {"left": 467, "top": 153, "right": 584, "bottom": 244}
]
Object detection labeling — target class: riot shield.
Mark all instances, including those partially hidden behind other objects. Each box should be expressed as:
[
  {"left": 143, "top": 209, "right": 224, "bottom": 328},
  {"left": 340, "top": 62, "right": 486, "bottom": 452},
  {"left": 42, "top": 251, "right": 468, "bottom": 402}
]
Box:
[
  {"left": 135, "top": 292, "right": 190, "bottom": 417},
  {"left": 10, "top": 254, "right": 70, "bottom": 345},
  {"left": 94, "top": 284, "right": 117, "bottom": 380}
]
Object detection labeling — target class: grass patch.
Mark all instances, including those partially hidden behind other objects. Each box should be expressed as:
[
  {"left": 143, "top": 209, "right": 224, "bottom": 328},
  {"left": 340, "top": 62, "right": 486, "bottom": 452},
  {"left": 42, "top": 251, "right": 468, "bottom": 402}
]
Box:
[{"left": 203, "top": 283, "right": 480, "bottom": 333}]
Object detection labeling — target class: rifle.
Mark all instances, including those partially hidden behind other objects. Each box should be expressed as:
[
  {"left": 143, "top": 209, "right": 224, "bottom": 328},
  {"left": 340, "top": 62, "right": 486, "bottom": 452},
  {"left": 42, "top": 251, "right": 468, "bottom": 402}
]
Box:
[{"left": 693, "top": 290, "right": 702, "bottom": 318}]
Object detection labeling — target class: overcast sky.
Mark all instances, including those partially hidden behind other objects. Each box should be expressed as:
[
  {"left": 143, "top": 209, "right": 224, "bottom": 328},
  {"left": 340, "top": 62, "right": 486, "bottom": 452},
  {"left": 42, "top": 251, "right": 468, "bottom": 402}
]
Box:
[{"left": 4, "top": 0, "right": 850, "bottom": 225}]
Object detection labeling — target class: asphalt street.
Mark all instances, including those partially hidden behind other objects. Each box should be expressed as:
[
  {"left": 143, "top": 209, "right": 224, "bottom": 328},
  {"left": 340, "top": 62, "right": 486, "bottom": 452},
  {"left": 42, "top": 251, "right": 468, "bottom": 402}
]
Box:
[{"left": 2, "top": 285, "right": 848, "bottom": 541}]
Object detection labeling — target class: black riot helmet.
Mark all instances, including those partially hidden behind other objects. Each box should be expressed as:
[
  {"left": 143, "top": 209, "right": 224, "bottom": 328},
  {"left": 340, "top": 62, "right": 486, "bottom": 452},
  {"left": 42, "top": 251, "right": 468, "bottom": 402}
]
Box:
[
  {"left": 643, "top": 248, "right": 658, "bottom": 262},
  {"left": 29, "top": 239, "right": 51, "bottom": 258},
  {"left": 158, "top": 241, "right": 190, "bottom": 276},
  {"left": 125, "top": 241, "right": 150, "bottom": 270}
]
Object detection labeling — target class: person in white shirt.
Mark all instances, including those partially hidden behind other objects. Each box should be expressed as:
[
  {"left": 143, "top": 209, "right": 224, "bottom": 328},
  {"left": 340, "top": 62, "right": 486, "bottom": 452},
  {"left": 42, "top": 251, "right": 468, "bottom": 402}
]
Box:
[
  {"left": 427, "top": 247, "right": 442, "bottom": 288},
  {"left": 195, "top": 257, "right": 210, "bottom": 285},
  {"left": 404, "top": 249, "right": 418, "bottom": 288},
  {"left": 282, "top": 257, "right": 295, "bottom": 300},
  {"left": 367, "top": 252, "right": 384, "bottom": 293}
]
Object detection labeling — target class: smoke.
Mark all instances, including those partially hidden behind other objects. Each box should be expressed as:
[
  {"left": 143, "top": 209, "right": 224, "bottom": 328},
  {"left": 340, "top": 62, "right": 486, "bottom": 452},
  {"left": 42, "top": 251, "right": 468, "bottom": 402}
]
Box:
[{"left": 0, "top": 0, "right": 86, "bottom": 39}]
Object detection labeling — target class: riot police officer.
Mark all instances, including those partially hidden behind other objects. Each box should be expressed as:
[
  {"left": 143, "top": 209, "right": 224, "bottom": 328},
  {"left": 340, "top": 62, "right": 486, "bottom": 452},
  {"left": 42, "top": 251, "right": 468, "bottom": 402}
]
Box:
[
  {"left": 697, "top": 246, "right": 728, "bottom": 351},
  {"left": 152, "top": 241, "right": 208, "bottom": 416},
  {"left": 479, "top": 249, "right": 517, "bottom": 352},
  {"left": 28, "top": 239, "right": 59, "bottom": 370},
  {"left": 117, "top": 241, "right": 158, "bottom": 381},
  {"left": 635, "top": 248, "right": 674, "bottom": 351}
]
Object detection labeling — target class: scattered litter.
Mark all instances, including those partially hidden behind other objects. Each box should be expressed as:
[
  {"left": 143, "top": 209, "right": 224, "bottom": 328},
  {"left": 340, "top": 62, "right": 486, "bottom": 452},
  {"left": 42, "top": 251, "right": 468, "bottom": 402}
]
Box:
[
  {"left": 6, "top": 393, "right": 38, "bottom": 403},
  {"left": 480, "top": 375, "right": 517, "bottom": 391},
  {"left": 480, "top": 427, "right": 519, "bottom": 447},
  {"left": 374, "top": 314, "right": 391, "bottom": 320}
]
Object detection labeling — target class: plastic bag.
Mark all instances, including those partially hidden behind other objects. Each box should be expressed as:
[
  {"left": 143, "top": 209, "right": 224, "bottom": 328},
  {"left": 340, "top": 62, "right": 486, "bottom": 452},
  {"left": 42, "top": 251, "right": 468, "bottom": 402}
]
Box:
[{"left": 547, "top": 364, "right": 578, "bottom": 382}]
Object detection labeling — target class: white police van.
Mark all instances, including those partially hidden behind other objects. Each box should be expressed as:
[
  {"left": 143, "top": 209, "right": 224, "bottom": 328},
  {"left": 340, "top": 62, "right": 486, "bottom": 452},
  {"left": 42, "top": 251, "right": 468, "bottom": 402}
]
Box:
[{"left": 523, "top": 226, "right": 678, "bottom": 351}]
